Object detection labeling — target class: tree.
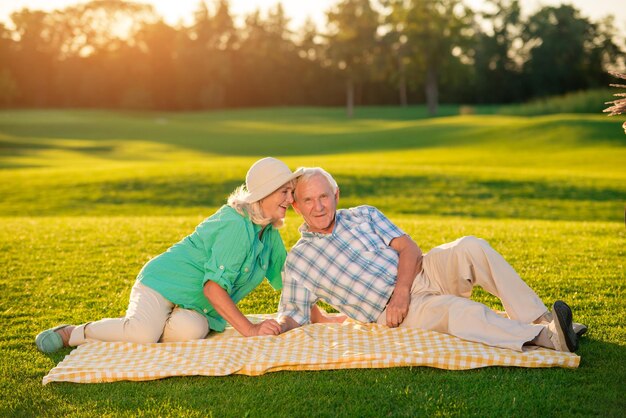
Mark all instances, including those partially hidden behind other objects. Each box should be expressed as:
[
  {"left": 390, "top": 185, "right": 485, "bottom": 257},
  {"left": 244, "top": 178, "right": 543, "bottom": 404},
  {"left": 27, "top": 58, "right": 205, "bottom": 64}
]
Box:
[
  {"left": 2, "top": 0, "right": 622, "bottom": 110},
  {"left": 386, "top": 0, "right": 473, "bottom": 115},
  {"left": 522, "top": 4, "right": 623, "bottom": 98},
  {"left": 0, "top": 23, "right": 18, "bottom": 106},
  {"left": 471, "top": 0, "right": 524, "bottom": 103},
  {"left": 263, "top": 3, "right": 298, "bottom": 105},
  {"left": 380, "top": 21, "right": 410, "bottom": 106},
  {"left": 326, "top": 0, "right": 380, "bottom": 117},
  {"left": 136, "top": 20, "right": 179, "bottom": 110},
  {"left": 8, "top": 9, "right": 57, "bottom": 106},
  {"left": 294, "top": 18, "right": 344, "bottom": 106}
]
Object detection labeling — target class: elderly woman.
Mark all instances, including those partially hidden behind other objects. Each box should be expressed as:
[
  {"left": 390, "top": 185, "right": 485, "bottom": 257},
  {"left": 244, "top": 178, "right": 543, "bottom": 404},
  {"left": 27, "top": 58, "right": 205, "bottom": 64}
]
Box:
[{"left": 36, "top": 157, "right": 301, "bottom": 353}]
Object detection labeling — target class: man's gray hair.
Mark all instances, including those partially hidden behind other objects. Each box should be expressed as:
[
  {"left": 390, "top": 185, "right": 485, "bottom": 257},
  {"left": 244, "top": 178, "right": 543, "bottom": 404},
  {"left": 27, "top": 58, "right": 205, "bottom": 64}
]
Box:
[{"left": 294, "top": 167, "right": 339, "bottom": 200}]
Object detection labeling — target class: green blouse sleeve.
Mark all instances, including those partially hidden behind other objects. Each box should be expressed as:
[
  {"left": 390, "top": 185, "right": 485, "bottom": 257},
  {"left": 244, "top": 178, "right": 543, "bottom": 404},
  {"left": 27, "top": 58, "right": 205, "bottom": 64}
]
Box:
[
  {"left": 200, "top": 218, "right": 250, "bottom": 294},
  {"left": 265, "top": 229, "right": 286, "bottom": 291}
]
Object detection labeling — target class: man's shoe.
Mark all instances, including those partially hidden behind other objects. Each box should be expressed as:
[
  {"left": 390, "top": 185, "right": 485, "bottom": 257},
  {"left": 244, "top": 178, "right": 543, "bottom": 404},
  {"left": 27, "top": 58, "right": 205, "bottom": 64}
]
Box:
[
  {"left": 547, "top": 301, "right": 579, "bottom": 352},
  {"left": 35, "top": 324, "right": 70, "bottom": 354},
  {"left": 573, "top": 322, "right": 588, "bottom": 337}
]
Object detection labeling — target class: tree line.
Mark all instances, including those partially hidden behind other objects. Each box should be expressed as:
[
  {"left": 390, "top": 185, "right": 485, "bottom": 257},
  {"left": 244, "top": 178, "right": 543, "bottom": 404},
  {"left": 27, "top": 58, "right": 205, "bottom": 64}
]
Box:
[{"left": 0, "top": 0, "right": 623, "bottom": 115}]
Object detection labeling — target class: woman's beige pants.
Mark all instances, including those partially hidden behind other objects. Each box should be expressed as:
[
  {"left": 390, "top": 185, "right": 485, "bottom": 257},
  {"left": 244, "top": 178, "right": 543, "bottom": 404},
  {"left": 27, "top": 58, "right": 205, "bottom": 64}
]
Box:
[
  {"left": 377, "top": 236, "right": 548, "bottom": 351},
  {"left": 69, "top": 282, "right": 209, "bottom": 346}
]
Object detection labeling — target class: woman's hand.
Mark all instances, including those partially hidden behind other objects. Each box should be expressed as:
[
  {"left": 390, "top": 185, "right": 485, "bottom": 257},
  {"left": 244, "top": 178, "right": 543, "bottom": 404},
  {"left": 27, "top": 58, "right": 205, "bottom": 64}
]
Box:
[
  {"left": 205, "top": 281, "right": 280, "bottom": 337},
  {"left": 245, "top": 319, "right": 282, "bottom": 336}
]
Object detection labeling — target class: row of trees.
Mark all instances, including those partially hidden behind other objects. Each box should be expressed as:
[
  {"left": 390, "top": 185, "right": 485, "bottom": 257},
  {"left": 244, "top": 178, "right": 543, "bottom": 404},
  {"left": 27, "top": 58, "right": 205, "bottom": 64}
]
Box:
[{"left": 0, "top": 0, "right": 623, "bottom": 115}]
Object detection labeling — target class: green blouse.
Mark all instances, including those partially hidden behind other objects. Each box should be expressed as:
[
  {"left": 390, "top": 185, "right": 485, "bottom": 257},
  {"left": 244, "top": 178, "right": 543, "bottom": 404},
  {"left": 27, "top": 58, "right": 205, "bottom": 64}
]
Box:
[{"left": 137, "top": 205, "right": 285, "bottom": 332}]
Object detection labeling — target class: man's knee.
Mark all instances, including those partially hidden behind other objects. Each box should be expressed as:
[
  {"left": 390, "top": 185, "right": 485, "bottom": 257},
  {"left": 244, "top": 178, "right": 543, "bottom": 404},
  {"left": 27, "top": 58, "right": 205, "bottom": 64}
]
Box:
[{"left": 454, "top": 235, "right": 489, "bottom": 253}]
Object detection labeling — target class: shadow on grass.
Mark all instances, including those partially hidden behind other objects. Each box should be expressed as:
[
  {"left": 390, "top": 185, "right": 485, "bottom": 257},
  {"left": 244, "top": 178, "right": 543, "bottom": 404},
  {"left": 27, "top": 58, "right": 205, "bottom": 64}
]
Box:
[
  {"left": 0, "top": 123, "right": 476, "bottom": 158},
  {"left": 3, "top": 173, "right": 623, "bottom": 221},
  {"left": 339, "top": 175, "right": 626, "bottom": 202},
  {"left": 95, "top": 178, "right": 243, "bottom": 208},
  {"left": 2, "top": 109, "right": 623, "bottom": 159}
]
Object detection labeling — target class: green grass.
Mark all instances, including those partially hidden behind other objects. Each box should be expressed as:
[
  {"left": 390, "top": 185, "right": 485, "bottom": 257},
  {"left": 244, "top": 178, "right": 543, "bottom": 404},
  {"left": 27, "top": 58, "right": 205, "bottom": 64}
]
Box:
[
  {"left": 1, "top": 107, "right": 625, "bottom": 417},
  {"left": 496, "top": 89, "right": 615, "bottom": 116}
]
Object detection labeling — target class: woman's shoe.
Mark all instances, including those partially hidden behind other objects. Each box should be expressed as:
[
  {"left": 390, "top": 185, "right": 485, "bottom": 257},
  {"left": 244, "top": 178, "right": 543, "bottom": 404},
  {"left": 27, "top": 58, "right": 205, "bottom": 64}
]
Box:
[{"left": 35, "top": 324, "right": 70, "bottom": 353}]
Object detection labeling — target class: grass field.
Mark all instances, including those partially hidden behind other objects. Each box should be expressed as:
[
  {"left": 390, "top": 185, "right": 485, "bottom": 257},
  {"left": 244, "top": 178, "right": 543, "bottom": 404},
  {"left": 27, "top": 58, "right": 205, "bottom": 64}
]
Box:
[{"left": 1, "top": 106, "right": 625, "bottom": 417}]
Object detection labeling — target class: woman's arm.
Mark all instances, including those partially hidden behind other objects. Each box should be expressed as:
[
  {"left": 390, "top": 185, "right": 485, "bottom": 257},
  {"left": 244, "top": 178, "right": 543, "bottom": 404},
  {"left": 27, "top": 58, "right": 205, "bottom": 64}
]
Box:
[
  {"left": 278, "top": 305, "right": 346, "bottom": 334},
  {"left": 203, "top": 281, "right": 281, "bottom": 336}
]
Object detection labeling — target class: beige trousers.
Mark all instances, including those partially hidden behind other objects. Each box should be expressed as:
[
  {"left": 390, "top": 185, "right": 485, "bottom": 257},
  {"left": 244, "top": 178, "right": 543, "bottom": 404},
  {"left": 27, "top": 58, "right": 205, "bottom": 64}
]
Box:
[
  {"left": 377, "top": 236, "right": 547, "bottom": 351},
  {"left": 69, "top": 281, "right": 209, "bottom": 346}
]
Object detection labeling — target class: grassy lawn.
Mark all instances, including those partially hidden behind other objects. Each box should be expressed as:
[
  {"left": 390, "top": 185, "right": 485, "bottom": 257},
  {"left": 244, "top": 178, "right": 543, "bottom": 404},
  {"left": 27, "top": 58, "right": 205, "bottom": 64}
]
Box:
[{"left": 0, "top": 107, "right": 625, "bottom": 416}]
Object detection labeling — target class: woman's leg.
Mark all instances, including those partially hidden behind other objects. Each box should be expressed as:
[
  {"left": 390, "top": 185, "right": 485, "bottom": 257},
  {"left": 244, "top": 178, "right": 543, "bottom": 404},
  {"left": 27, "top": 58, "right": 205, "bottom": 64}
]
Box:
[
  {"left": 161, "top": 307, "right": 209, "bottom": 342},
  {"left": 68, "top": 281, "right": 173, "bottom": 346}
]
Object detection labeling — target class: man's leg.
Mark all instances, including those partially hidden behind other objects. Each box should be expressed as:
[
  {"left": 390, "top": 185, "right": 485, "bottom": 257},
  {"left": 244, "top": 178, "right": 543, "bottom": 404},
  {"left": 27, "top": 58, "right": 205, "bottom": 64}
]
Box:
[
  {"left": 68, "top": 281, "right": 172, "bottom": 346},
  {"left": 423, "top": 236, "right": 547, "bottom": 324},
  {"left": 376, "top": 274, "right": 578, "bottom": 352},
  {"left": 396, "top": 291, "right": 543, "bottom": 351}
]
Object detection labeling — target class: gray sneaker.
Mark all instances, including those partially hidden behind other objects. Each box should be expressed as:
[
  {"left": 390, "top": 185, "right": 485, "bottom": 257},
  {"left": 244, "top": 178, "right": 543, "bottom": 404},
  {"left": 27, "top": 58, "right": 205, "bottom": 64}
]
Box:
[
  {"left": 547, "top": 301, "right": 579, "bottom": 352},
  {"left": 573, "top": 322, "right": 588, "bottom": 337}
]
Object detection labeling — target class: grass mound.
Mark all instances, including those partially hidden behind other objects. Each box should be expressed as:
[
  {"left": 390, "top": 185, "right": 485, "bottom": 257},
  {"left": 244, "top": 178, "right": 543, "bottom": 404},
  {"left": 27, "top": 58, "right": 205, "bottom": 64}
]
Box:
[{"left": 497, "top": 89, "right": 615, "bottom": 116}]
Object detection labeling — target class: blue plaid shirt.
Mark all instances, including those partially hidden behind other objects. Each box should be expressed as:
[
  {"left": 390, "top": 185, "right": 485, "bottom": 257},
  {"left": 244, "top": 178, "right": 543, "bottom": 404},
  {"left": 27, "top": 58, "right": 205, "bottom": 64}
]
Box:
[{"left": 278, "top": 205, "right": 406, "bottom": 325}]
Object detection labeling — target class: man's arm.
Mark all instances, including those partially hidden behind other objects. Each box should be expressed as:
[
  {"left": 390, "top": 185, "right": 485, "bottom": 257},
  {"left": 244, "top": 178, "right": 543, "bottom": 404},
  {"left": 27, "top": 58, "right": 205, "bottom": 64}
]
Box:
[{"left": 385, "top": 235, "right": 423, "bottom": 327}]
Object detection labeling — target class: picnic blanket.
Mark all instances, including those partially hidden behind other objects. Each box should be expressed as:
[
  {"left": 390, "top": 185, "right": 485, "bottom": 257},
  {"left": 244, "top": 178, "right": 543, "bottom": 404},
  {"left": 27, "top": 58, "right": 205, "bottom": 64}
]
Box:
[{"left": 42, "top": 315, "right": 579, "bottom": 384}]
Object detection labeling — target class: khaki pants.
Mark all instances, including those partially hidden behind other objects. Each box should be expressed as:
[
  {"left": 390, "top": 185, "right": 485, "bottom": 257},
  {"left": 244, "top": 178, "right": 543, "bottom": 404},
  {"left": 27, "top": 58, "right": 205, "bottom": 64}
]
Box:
[
  {"left": 69, "top": 281, "right": 209, "bottom": 346},
  {"left": 378, "top": 236, "right": 547, "bottom": 351}
]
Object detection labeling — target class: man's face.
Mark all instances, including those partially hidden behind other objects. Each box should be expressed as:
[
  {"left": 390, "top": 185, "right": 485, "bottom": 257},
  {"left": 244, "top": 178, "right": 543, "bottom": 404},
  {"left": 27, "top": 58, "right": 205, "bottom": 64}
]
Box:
[{"left": 293, "top": 174, "right": 339, "bottom": 234}]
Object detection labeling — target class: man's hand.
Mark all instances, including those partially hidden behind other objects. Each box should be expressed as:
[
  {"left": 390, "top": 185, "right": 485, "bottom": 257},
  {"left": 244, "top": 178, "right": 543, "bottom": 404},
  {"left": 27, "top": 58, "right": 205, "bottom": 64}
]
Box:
[
  {"left": 386, "top": 234, "right": 421, "bottom": 327},
  {"left": 386, "top": 289, "right": 411, "bottom": 327},
  {"left": 245, "top": 319, "right": 281, "bottom": 336}
]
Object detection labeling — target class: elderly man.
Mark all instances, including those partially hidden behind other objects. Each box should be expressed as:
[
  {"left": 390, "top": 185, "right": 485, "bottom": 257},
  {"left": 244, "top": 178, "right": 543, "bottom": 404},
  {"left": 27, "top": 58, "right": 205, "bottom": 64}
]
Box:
[{"left": 277, "top": 167, "right": 584, "bottom": 353}]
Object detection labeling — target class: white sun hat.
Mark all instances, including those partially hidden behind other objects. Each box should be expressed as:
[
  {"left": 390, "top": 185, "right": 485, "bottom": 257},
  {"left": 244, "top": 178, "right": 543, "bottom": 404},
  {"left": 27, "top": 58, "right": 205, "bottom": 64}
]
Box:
[{"left": 242, "top": 157, "right": 303, "bottom": 203}]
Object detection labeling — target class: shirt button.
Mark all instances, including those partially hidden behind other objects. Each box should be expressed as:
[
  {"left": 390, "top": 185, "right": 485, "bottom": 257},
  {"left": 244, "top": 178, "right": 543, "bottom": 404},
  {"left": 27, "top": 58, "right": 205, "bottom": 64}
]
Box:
[
  {"left": 262, "top": 265, "right": 266, "bottom": 269},
  {"left": 203, "top": 309, "right": 208, "bottom": 313},
  {"left": 219, "top": 265, "right": 224, "bottom": 270},
  {"left": 244, "top": 267, "right": 249, "bottom": 272}
]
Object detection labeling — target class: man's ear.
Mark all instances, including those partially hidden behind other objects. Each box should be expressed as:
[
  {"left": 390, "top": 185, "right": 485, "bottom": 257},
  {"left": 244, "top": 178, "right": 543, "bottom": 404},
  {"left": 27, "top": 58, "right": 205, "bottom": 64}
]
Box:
[
  {"left": 292, "top": 199, "right": 302, "bottom": 215},
  {"left": 335, "top": 187, "right": 340, "bottom": 203}
]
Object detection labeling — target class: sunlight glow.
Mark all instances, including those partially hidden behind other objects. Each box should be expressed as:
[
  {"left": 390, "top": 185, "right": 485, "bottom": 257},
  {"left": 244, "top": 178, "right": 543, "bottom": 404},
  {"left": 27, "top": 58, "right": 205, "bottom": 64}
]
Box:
[
  {"left": 0, "top": 0, "right": 623, "bottom": 34},
  {"left": 0, "top": 0, "right": 337, "bottom": 30}
]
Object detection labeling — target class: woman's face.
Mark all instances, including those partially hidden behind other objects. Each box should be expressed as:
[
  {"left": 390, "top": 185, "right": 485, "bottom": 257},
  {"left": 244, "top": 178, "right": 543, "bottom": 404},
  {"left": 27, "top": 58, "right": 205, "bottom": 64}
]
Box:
[{"left": 259, "top": 183, "right": 295, "bottom": 223}]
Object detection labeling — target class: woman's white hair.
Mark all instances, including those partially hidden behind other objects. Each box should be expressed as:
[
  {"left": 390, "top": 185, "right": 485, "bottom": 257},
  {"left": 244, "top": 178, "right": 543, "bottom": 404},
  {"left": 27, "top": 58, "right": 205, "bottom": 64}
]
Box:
[
  {"left": 294, "top": 167, "right": 339, "bottom": 201},
  {"left": 227, "top": 179, "right": 296, "bottom": 228}
]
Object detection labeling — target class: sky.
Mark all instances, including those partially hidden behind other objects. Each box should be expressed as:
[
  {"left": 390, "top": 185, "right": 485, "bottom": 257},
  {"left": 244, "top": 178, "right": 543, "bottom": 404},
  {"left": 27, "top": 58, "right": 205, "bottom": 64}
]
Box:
[{"left": 0, "top": 0, "right": 623, "bottom": 35}]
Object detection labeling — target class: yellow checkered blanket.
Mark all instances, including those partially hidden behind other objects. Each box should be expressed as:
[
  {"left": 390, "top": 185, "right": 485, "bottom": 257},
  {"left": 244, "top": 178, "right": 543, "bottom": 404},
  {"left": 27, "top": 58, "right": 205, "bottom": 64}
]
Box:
[{"left": 42, "top": 317, "right": 579, "bottom": 384}]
